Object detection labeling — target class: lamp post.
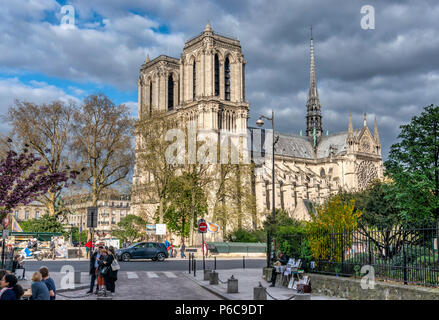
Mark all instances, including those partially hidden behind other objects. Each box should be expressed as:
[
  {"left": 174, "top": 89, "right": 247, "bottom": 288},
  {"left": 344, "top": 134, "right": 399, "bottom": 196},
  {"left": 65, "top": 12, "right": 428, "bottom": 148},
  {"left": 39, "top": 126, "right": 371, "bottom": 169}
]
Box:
[{"left": 256, "top": 110, "right": 278, "bottom": 268}]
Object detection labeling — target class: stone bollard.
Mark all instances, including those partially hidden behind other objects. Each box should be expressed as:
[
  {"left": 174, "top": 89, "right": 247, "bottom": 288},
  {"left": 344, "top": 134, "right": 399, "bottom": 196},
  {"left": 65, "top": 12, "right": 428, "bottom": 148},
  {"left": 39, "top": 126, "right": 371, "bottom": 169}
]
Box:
[
  {"left": 227, "top": 275, "right": 238, "bottom": 293},
  {"left": 253, "top": 282, "right": 267, "bottom": 300},
  {"left": 204, "top": 269, "right": 212, "bottom": 281},
  {"left": 209, "top": 271, "right": 219, "bottom": 285},
  {"left": 74, "top": 271, "right": 82, "bottom": 284}
]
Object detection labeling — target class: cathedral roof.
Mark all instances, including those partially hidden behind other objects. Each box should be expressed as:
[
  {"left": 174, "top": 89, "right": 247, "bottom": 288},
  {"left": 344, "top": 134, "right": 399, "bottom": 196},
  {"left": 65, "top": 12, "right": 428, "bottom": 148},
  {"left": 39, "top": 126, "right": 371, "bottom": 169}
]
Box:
[
  {"left": 315, "top": 132, "right": 349, "bottom": 158},
  {"left": 273, "top": 130, "right": 358, "bottom": 159},
  {"left": 275, "top": 132, "right": 314, "bottom": 159}
]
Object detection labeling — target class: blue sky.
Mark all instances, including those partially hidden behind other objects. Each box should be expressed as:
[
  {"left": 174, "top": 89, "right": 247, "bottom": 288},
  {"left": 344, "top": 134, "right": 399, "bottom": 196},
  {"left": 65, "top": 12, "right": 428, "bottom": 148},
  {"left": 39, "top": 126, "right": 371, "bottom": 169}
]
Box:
[{"left": 1, "top": 0, "right": 439, "bottom": 159}]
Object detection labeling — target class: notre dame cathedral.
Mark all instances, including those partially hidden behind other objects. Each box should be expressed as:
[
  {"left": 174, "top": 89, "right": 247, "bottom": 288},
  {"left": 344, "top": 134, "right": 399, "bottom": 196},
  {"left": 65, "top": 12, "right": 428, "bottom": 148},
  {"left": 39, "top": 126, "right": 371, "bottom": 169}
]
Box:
[{"left": 132, "top": 23, "right": 384, "bottom": 241}]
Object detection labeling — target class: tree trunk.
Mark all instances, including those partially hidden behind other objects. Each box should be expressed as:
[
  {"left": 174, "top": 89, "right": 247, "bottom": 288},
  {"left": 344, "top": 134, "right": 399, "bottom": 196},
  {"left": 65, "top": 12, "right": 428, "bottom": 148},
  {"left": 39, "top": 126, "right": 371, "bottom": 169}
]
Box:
[
  {"left": 189, "top": 191, "right": 195, "bottom": 246},
  {"left": 236, "top": 165, "right": 243, "bottom": 229}
]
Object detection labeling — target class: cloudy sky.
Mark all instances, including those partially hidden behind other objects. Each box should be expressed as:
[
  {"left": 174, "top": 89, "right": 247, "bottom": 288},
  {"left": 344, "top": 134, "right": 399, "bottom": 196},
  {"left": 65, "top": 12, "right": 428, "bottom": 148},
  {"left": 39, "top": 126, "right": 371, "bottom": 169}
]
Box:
[{"left": 1, "top": 0, "right": 438, "bottom": 160}]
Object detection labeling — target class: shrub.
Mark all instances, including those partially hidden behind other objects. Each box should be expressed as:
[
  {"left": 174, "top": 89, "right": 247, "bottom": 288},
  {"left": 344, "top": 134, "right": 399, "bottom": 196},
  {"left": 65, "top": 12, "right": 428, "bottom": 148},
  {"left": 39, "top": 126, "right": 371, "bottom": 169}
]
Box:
[
  {"left": 391, "top": 245, "right": 431, "bottom": 266},
  {"left": 226, "top": 228, "right": 266, "bottom": 243}
]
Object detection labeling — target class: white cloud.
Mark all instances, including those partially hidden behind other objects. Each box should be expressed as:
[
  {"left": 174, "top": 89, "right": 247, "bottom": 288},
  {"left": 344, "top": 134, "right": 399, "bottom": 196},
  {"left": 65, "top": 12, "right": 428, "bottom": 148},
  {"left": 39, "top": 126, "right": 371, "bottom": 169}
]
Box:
[{"left": 0, "top": 78, "right": 80, "bottom": 134}]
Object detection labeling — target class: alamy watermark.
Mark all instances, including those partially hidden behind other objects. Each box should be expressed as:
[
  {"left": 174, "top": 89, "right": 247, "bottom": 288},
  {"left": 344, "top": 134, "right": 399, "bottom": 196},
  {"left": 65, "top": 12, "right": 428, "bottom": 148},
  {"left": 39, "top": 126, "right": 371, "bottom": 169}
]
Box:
[
  {"left": 60, "top": 265, "right": 76, "bottom": 290},
  {"left": 360, "top": 265, "right": 375, "bottom": 289},
  {"left": 60, "top": 5, "right": 75, "bottom": 29},
  {"left": 361, "top": 5, "right": 375, "bottom": 30},
  {"left": 163, "top": 124, "right": 275, "bottom": 166}
]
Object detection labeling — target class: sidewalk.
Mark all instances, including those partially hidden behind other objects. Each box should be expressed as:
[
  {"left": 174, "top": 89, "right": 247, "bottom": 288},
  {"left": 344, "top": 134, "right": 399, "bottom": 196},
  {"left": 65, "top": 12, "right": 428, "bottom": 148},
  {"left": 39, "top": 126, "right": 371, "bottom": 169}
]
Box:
[
  {"left": 183, "top": 268, "right": 346, "bottom": 300},
  {"left": 18, "top": 271, "right": 90, "bottom": 292}
]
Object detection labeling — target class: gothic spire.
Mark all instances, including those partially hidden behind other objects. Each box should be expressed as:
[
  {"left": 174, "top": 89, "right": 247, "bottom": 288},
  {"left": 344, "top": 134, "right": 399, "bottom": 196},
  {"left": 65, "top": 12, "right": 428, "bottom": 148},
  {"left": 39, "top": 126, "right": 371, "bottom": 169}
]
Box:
[
  {"left": 204, "top": 21, "right": 212, "bottom": 32},
  {"left": 374, "top": 116, "right": 380, "bottom": 144},
  {"left": 348, "top": 112, "right": 353, "bottom": 135},
  {"left": 309, "top": 26, "right": 318, "bottom": 99},
  {"left": 306, "top": 26, "right": 323, "bottom": 138}
]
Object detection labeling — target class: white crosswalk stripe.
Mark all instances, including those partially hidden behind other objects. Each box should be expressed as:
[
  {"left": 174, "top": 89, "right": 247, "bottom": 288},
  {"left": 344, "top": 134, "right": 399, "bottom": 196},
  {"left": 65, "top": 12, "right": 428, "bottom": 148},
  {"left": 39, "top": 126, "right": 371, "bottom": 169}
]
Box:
[
  {"left": 127, "top": 272, "right": 139, "bottom": 279},
  {"left": 146, "top": 272, "right": 159, "bottom": 278},
  {"left": 163, "top": 271, "right": 177, "bottom": 278}
]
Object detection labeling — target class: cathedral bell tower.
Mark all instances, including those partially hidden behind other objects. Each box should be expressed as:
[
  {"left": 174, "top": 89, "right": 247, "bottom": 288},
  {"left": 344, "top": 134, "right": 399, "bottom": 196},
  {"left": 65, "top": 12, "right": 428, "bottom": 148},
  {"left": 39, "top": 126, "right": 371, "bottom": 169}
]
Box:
[{"left": 138, "top": 22, "right": 249, "bottom": 133}]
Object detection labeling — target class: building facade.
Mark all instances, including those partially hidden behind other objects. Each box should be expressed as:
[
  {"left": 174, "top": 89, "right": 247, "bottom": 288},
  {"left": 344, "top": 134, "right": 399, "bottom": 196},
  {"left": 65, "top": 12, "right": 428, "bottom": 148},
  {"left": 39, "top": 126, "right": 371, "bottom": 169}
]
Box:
[
  {"left": 64, "top": 194, "right": 131, "bottom": 238},
  {"left": 132, "top": 24, "right": 384, "bottom": 239},
  {"left": 13, "top": 202, "right": 48, "bottom": 222}
]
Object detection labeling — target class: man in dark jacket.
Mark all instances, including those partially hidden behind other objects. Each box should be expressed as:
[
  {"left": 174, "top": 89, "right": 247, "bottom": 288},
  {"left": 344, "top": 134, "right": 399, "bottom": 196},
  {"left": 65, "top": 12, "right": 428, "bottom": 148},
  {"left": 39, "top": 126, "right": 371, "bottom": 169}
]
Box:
[
  {"left": 87, "top": 246, "right": 103, "bottom": 294},
  {"left": 269, "top": 252, "right": 289, "bottom": 287}
]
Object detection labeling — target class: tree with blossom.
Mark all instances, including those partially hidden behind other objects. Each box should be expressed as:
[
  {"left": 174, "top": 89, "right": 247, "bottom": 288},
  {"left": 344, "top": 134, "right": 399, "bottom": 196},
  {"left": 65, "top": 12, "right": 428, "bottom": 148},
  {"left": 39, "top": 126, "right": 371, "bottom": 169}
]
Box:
[{"left": 0, "top": 147, "right": 78, "bottom": 222}]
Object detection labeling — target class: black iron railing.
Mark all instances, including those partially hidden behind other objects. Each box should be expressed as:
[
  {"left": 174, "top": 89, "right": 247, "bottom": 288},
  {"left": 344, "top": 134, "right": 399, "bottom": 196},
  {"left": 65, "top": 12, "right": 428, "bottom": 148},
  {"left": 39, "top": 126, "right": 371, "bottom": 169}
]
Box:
[{"left": 280, "top": 225, "right": 439, "bottom": 287}]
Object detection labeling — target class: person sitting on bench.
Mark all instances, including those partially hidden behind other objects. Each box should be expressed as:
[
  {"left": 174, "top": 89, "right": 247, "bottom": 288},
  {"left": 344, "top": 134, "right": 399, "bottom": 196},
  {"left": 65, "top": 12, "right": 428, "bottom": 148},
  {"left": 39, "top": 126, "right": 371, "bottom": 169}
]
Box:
[{"left": 269, "top": 251, "right": 289, "bottom": 287}]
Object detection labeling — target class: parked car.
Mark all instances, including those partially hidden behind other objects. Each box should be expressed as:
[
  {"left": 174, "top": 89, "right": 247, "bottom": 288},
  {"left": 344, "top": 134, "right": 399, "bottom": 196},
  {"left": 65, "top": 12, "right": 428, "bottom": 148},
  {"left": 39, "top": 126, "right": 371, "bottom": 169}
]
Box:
[{"left": 116, "top": 242, "right": 169, "bottom": 262}]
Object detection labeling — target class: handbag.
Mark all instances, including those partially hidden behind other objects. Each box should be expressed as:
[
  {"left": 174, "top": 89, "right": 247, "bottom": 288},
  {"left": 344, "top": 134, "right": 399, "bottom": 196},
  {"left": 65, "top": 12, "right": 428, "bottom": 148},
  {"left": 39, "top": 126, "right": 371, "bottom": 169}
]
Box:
[
  {"left": 100, "top": 265, "right": 110, "bottom": 276},
  {"left": 111, "top": 258, "right": 120, "bottom": 271}
]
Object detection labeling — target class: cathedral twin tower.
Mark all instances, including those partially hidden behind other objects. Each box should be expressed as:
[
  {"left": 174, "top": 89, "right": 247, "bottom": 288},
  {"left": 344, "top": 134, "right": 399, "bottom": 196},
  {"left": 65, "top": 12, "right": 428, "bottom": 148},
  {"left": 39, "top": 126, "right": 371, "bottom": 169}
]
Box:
[{"left": 137, "top": 22, "right": 249, "bottom": 133}]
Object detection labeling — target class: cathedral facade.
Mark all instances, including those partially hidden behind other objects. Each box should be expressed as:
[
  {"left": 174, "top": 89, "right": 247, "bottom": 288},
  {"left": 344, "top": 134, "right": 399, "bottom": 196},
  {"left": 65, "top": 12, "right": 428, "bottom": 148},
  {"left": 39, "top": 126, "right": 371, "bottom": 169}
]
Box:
[{"left": 132, "top": 24, "right": 384, "bottom": 240}]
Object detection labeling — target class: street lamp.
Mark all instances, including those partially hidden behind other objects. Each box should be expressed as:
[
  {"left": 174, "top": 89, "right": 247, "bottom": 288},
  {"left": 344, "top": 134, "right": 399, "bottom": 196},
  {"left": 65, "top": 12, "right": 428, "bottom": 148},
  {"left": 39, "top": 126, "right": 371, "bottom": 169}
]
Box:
[{"left": 256, "top": 110, "right": 278, "bottom": 268}]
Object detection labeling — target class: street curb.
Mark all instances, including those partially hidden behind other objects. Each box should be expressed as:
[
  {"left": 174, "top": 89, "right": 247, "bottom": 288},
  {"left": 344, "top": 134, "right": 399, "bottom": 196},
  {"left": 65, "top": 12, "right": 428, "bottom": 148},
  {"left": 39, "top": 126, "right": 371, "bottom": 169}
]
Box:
[
  {"left": 57, "top": 284, "right": 89, "bottom": 293},
  {"left": 182, "top": 273, "right": 235, "bottom": 300}
]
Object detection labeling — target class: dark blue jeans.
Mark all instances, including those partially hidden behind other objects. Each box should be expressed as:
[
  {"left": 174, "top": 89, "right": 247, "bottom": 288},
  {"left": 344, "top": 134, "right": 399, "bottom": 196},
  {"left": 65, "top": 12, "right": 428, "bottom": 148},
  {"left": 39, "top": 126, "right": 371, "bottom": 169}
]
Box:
[{"left": 90, "top": 272, "right": 97, "bottom": 292}]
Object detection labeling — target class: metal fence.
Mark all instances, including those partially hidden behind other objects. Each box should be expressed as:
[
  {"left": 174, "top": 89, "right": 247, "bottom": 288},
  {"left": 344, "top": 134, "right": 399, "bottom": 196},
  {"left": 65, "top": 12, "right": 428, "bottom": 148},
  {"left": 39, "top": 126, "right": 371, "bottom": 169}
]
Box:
[{"left": 283, "top": 226, "right": 439, "bottom": 287}]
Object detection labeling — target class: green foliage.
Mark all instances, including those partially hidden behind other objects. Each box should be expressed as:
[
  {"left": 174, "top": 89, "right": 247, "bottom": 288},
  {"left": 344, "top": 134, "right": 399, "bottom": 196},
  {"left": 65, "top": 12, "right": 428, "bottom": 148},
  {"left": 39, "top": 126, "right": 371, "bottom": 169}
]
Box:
[
  {"left": 276, "top": 223, "right": 307, "bottom": 259},
  {"left": 112, "top": 214, "right": 147, "bottom": 243},
  {"left": 385, "top": 104, "right": 439, "bottom": 224},
  {"left": 162, "top": 172, "right": 208, "bottom": 241},
  {"left": 226, "top": 228, "right": 266, "bottom": 243},
  {"left": 262, "top": 209, "right": 312, "bottom": 264},
  {"left": 71, "top": 227, "right": 88, "bottom": 243},
  {"left": 391, "top": 245, "right": 432, "bottom": 267},
  {"left": 20, "top": 214, "right": 66, "bottom": 236},
  {"left": 348, "top": 181, "right": 401, "bottom": 229}
]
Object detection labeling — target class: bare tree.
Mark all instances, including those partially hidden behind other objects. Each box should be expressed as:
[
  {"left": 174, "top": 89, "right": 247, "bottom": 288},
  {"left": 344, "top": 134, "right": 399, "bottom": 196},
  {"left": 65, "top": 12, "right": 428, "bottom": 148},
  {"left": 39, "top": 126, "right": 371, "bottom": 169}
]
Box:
[
  {"left": 71, "top": 94, "right": 133, "bottom": 210},
  {"left": 8, "top": 100, "right": 77, "bottom": 216}
]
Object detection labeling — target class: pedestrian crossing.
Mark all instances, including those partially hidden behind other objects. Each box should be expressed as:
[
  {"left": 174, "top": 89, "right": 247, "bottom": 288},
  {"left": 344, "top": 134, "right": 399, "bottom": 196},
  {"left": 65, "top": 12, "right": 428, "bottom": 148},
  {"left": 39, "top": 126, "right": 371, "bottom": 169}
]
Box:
[{"left": 122, "top": 271, "right": 180, "bottom": 280}]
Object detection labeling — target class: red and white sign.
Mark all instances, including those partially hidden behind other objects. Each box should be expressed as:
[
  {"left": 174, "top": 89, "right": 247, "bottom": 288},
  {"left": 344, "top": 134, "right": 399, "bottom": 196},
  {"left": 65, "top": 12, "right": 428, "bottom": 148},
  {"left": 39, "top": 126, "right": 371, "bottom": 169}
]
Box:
[{"left": 198, "top": 221, "right": 208, "bottom": 233}]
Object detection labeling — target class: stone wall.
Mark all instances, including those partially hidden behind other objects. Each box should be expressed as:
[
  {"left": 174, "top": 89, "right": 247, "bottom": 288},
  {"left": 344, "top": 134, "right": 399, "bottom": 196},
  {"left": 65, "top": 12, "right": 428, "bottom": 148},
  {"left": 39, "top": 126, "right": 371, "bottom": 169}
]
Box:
[{"left": 262, "top": 268, "right": 439, "bottom": 300}]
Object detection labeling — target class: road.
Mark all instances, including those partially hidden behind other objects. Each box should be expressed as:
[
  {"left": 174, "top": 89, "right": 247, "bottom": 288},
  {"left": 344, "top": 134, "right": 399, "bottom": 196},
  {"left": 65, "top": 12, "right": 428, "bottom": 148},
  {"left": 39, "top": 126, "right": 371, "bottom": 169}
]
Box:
[
  {"left": 23, "top": 258, "right": 266, "bottom": 273},
  {"left": 56, "top": 270, "right": 222, "bottom": 300}
]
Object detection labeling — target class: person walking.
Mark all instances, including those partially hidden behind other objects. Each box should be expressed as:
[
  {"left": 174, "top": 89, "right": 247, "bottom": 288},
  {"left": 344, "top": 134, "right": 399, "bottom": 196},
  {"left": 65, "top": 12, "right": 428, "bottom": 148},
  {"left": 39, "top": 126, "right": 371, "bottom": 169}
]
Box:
[
  {"left": 87, "top": 245, "right": 103, "bottom": 294},
  {"left": 50, "top": 239, "right": 56, "bottom": 260},
  {"left": 180, "top": 242, "right": 186, "bottom": 259},
  {"left": 30, "top": 271, "right": 50, "bottom": 300},
  {"left": 39, "top": 267, "right": 56, "bottom": 300},
  {"left": 103, "top": 246, "right": 118, "bottom": 296},
  {"left": 12, "top": 255, "right": 26, "bottom": 280},
  {"left": 86, "top": 240, "right": 92, "bottom": 258},
  {"left": 0, "top": 274, "right": 24, "bottom": 300},
  {"left": 164, "top": 239, "right": 170, "bottom": 251}
]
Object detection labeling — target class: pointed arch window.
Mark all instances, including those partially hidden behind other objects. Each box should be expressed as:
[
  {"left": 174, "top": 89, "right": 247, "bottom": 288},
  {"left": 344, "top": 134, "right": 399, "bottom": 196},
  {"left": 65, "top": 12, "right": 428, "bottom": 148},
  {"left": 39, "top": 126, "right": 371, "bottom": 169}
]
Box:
[
  {"left": 225, "top": 57, "right": 231, "bottom": 101},
  {"left": 168, "top": 74, "right": 174, "bottom": 111},
  {"left": 280, "top": 181, "right": 285, "bottom": 210},
  {"left": 193, "top": 62, "right": 196, "bottom": 100},
  {"left": 149, "top": 81, "right": 152, "bottom": 116},
  {"left": 214, "top": 54, "right": 220, "bottom": 96},
  {"left": 265, "top": 180, "right": 270, "bottom": 210}
]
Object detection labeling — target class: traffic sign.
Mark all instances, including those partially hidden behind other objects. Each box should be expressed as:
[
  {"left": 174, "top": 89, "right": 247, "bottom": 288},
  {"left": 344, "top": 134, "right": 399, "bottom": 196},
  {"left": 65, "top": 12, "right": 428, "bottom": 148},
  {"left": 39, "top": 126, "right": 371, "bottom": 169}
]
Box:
[{"left": 198, "top": 221, "right": 208, "bottom": 233}]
